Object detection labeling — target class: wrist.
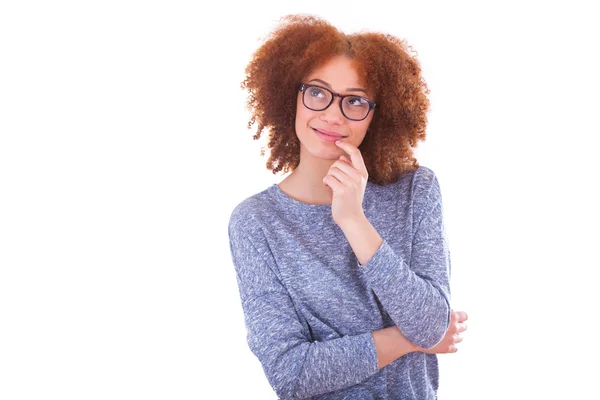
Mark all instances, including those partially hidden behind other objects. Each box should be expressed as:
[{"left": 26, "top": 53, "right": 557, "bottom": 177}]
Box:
[
  {"left": 340, "top": 214, "right": 384, "bottom": 266},
  {"left": 338, "top": 212, "right": 368, "bottom": 233},
  {"left": 372, "top": 326, "right": 419, "bottom": 369}
]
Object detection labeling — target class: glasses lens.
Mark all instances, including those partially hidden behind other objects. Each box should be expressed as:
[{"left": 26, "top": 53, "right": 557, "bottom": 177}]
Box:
[
  {"left": 303, "top": 86, "right": 332, "bottom": 111},
  {"left": 342, "top": 96, "right": 370, "bottom": 121}
]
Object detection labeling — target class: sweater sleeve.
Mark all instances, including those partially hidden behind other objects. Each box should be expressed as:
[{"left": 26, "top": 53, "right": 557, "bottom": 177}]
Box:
[
  {"left": 228, "top": 222, "right": 379, "bottom": 400},
  {"left": 358, "top": 172, "right": 451, "bottom": 349}
]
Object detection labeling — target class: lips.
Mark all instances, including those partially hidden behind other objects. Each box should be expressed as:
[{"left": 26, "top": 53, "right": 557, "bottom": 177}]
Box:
[
  {"left": 313, "top": 128, "right": 347, "bottom": 143},
  {"left": 312, "top": 128, "right": 347, "bottom": 138}
]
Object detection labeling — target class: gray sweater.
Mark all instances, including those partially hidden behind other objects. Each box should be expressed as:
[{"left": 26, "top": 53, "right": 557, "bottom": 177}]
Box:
[{"left": 228, "top": 166, "right": 452, "bottom": 399}]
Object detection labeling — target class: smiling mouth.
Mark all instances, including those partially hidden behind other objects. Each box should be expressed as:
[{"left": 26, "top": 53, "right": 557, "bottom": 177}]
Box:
[{"left": 312, "top": 128, "right": 347, "bottom": 138}]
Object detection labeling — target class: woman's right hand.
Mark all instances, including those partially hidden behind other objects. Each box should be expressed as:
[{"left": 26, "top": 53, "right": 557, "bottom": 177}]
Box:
[{"left": 420, "top": 309, "right": 468, "bottom": 354}]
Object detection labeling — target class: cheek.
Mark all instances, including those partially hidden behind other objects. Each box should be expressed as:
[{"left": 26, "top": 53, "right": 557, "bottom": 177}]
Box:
[
  {"left": 361, "top": 115, "right": 375, "bottom": 135},
  {"left": 295, "top": 103, "right": 313, "bottom": 131},
  {"left": 351, "top": 120, "right": 371, "bottom": 139},
  {"left": 346, "top": 121, "right": 371, "bottom": 147}
]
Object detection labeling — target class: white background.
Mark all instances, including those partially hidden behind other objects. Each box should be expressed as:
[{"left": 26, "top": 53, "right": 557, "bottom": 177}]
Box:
[{"left": 1, "top": 1, "right": 599, "bottom": 399}]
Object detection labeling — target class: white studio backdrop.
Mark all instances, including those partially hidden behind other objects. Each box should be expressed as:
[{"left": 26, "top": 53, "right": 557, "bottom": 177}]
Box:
[{"left": 1, "top": 1, "right": 598, "bottom": 399}]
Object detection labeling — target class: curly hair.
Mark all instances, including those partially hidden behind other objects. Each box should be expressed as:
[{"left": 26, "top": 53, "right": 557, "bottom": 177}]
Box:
[{"left": 241, "top": 14, "right": 430, "bottom": 186}]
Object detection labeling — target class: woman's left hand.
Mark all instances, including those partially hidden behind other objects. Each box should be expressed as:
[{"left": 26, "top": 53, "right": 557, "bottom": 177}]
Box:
[
  {"left": 421, "top": 310, "right": 468, "bottom": 354},
  {"left": 323, "top": 140, "right": 368, "bottom": 228}
]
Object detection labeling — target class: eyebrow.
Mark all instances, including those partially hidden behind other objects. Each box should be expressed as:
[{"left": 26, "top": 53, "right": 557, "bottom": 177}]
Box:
[{"left": 308, "top": 79, "right": 368, "bottom": 95}]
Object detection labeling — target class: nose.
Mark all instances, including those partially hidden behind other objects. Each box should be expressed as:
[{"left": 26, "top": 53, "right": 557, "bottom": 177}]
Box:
[{"left": 319, "top": 98, "right": 344, "bottom": 125}]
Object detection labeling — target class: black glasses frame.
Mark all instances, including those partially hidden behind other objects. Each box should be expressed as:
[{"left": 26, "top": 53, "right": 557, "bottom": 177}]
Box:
[{"left": 299, "top": 84, "right": 377, "bottom": 121}]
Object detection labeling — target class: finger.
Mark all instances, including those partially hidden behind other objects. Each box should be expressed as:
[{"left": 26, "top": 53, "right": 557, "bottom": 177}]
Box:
[
  {"left": 339, "top": 155, "right": 354, "bottom": 167},
  {"left": 326, "top": 167, "right": 354, "bottom": 186},
  {"left": 454, "top": 334, "right": 464, "bottom": 344},
  {"left": 323, "top": 174, "right": 344, "bottom": 192},
  {"left": 455, "top": 311, "right": 468, "bottom": 322},
  {"left": 450, "top": 310, "right": 457, "bottom": 322},
  {"left": 457, "top": 323, "right": 467, "bottom": 334},
  {"left": 330, "top": 160, "right": 361, "bottom": 180},
  {"left": 339, "top": 155, "right": 351, "bottom": 164},
  {"left": 334, "top": 140, "right": 367, "bottom": 174}
]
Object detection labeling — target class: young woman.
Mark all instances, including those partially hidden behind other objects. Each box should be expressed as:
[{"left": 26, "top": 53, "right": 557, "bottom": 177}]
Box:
[{"left": 228, "top": 14, "right": 468, "bottom": 399}]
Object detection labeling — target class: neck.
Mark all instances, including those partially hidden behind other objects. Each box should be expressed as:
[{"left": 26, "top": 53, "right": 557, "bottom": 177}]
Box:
[{"left": 279, "top": 147, "right": 338, "bottom": 205}]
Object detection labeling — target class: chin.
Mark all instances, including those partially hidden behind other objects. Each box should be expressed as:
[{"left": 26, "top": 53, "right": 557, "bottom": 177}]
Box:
[
  {"left": 298, "top": 130, "right": 345, "bottom": 159},
  {"left": 308, "top": 146, "right": 342, "bottom": 161}
]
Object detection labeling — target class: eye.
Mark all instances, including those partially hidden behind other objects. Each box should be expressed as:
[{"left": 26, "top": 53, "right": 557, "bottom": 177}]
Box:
[
  {"left": 309, "top": 87, "right": 327, "bottom": 98},
  {"left": 347, "top": 96, "right": 368, "bottom": 107}
]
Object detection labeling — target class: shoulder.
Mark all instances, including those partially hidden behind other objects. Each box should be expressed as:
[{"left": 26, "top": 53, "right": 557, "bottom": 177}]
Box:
[
  {"left": 384, "top": 165, "right": 443, "bottom": 212},
  {"left": 411, "top": 165, "right": 441, "bottom": 200},
  {"left": 378, "top": 165, "right": 440, "bottom": 198},
  {"left": 365, "top": 165, "right": 442, "bottom": 217},
  {"left": 228, "top": 185, "right": 274, "bottom": 237},
  {"left": 406, "top": 166, "right": 445, "bottom": 226}
]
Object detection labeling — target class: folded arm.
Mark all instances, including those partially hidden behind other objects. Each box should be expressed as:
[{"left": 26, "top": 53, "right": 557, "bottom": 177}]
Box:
[{"left": 340, "top": 173, "right": 452, "bottom": 349}]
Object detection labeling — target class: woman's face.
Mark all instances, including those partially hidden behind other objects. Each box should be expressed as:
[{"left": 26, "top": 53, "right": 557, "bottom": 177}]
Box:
[{"left": 295, "top": 55, "right": 375, "bottom": 162}]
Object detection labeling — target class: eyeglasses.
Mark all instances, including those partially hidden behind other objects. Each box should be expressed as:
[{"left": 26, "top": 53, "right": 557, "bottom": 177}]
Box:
[{"left": 299, "top": 84, "right": 376, "bottom": 121}]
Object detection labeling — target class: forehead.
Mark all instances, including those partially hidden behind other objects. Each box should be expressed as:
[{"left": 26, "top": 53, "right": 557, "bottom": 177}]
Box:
[{"left": 305, "top": 55, "right": 366, "bottom": 92}]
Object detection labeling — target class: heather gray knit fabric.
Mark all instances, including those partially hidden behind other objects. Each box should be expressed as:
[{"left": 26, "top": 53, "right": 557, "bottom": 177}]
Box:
[{"left": 228, "top": 166, "right": 451, "bottom": 399}]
